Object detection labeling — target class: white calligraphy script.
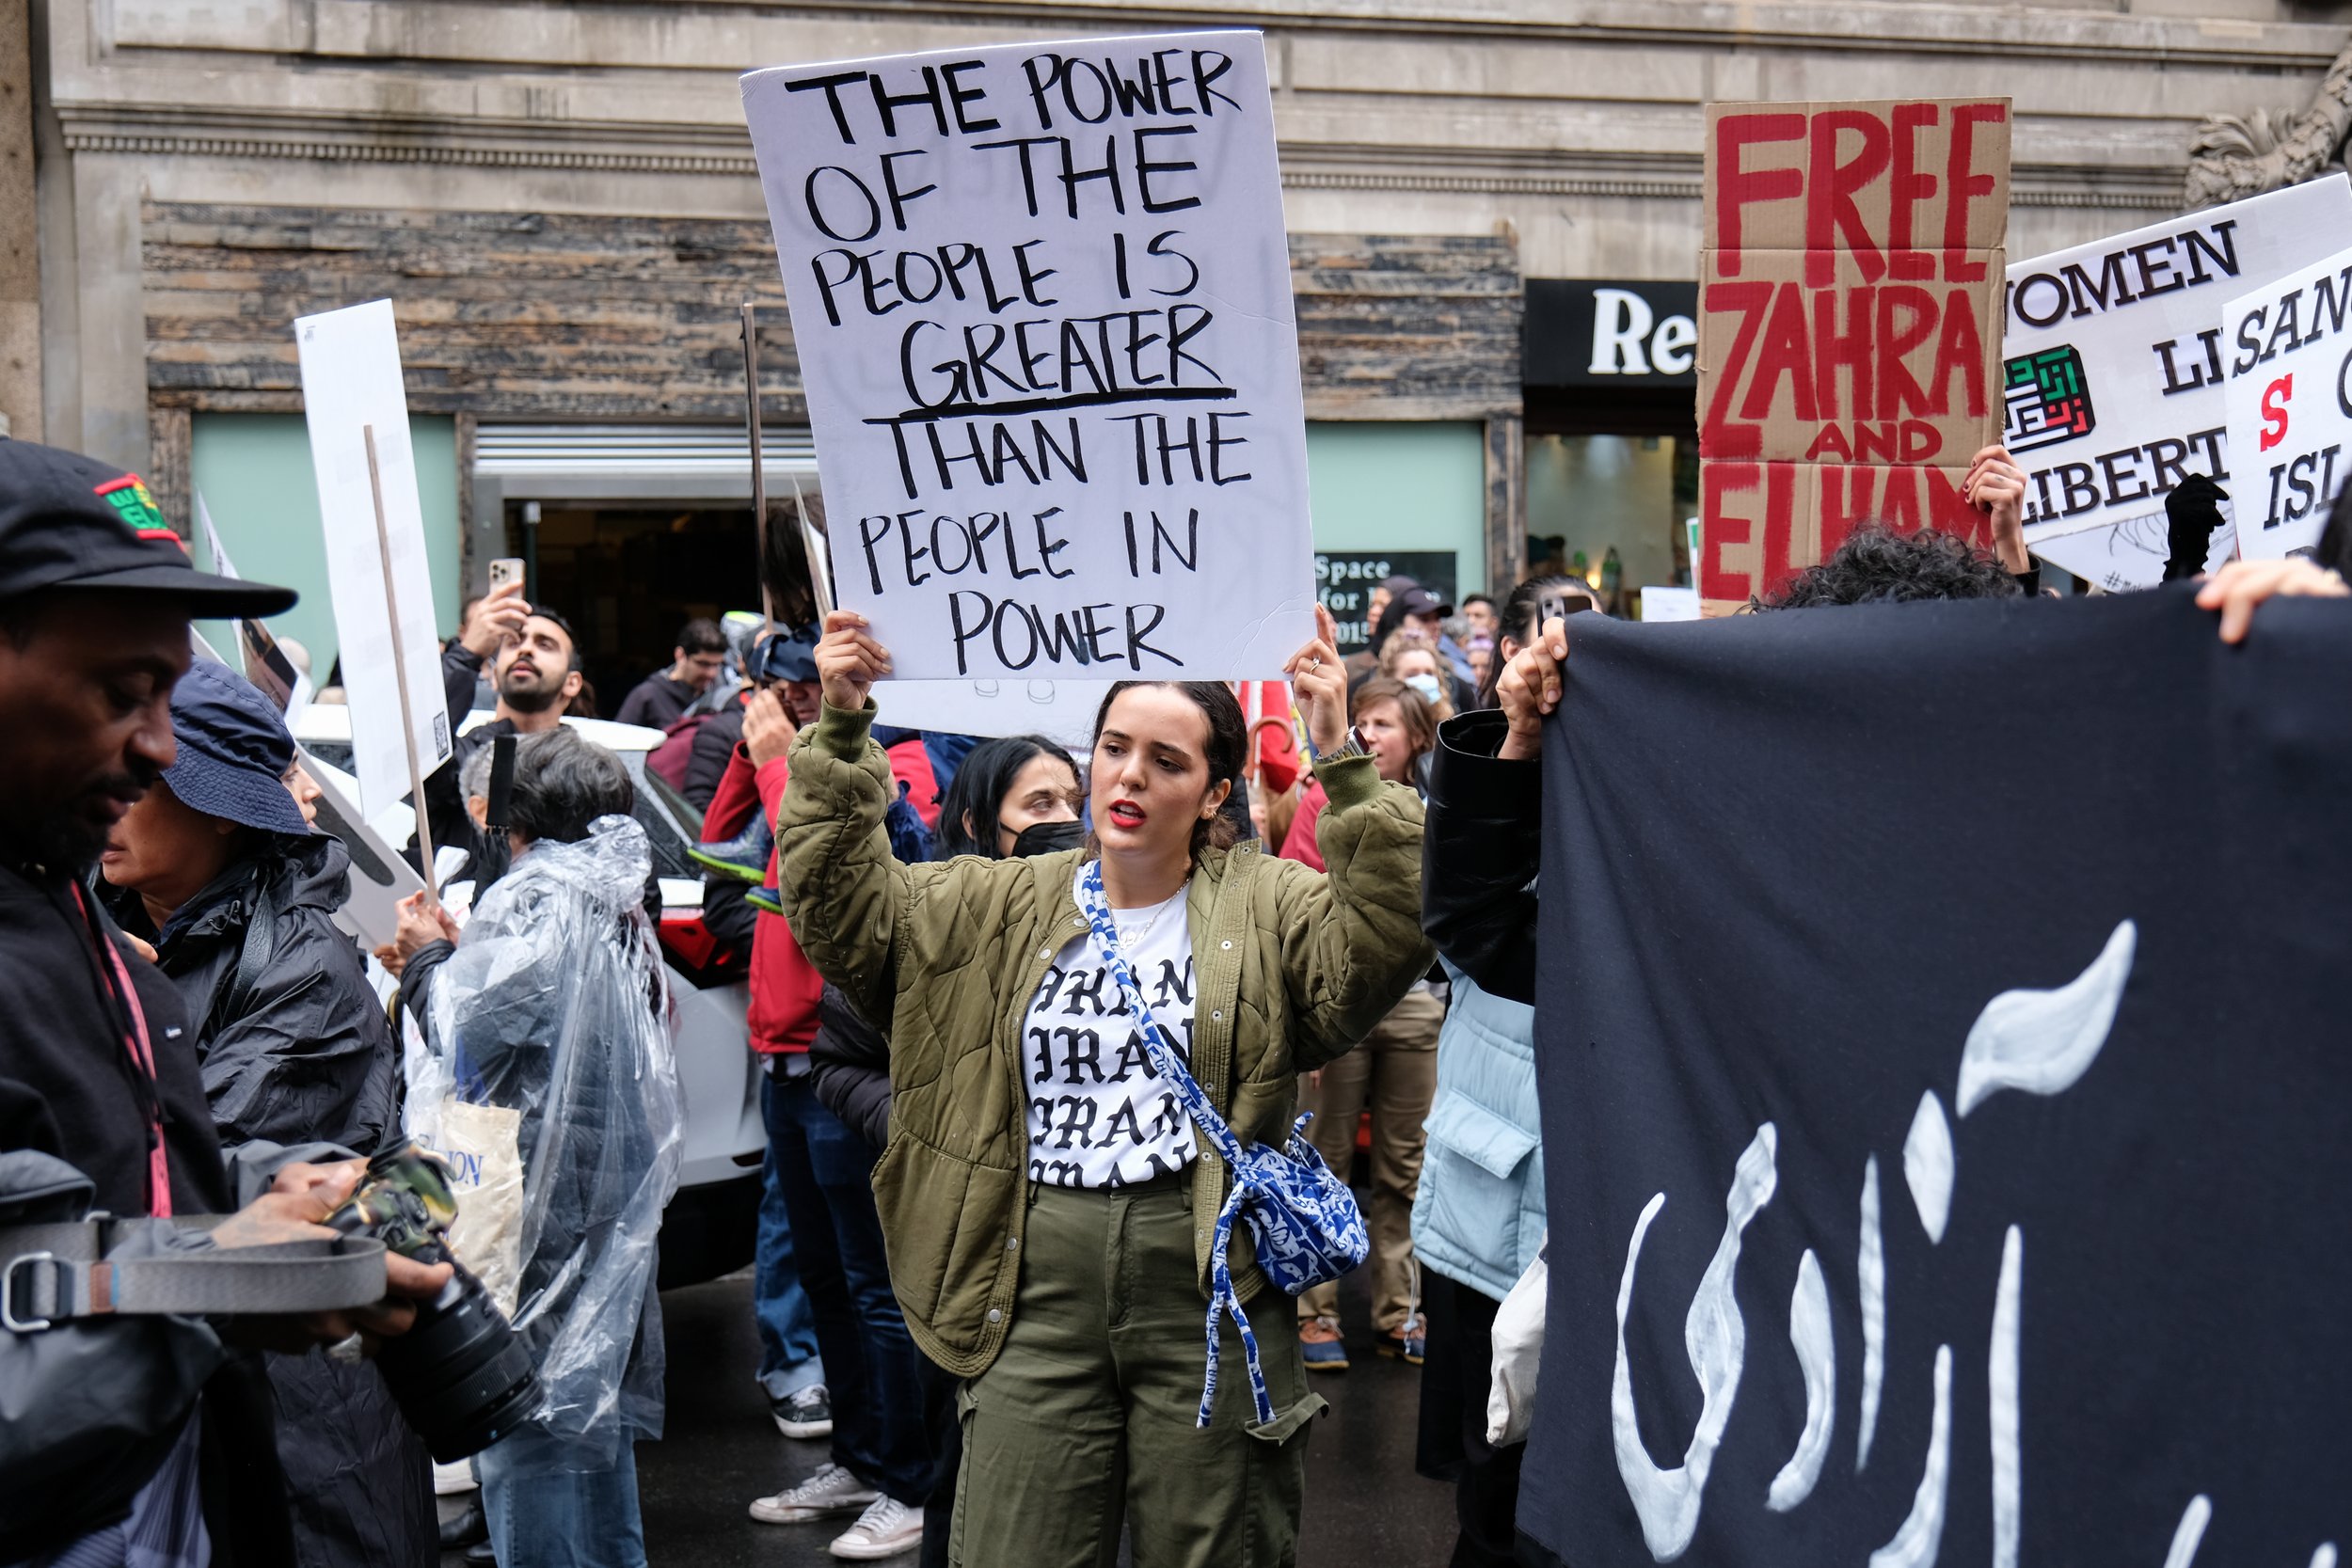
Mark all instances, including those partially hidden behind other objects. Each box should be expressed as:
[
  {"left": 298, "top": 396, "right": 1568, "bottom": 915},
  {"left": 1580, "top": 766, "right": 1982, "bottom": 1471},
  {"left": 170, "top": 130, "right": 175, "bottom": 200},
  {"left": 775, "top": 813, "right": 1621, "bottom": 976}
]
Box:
[{"left": 1609, "top": 920, "right": 2340, "bottom": 1565}]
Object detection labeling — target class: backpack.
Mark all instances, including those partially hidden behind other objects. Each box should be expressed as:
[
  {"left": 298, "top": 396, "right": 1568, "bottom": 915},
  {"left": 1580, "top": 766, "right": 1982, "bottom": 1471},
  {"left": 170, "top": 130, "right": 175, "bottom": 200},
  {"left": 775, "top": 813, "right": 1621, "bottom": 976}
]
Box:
[{"left": 644, "top": 709, "right": 713, "bottom": 791}]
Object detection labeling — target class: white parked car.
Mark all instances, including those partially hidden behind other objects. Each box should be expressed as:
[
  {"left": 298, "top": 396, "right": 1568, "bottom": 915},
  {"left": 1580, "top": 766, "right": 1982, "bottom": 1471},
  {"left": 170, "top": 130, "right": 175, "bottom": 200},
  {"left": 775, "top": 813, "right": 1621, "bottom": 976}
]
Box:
[{"left": 291, "top": 705, "right": 764, "bottom": 1290}]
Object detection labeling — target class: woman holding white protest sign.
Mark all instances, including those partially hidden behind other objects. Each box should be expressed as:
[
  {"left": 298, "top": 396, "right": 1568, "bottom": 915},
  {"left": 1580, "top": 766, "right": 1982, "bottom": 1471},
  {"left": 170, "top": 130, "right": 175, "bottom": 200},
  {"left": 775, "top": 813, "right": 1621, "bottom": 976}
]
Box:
[{"left": 775, "top": 603, "right": 1433, "bottom": 1565}]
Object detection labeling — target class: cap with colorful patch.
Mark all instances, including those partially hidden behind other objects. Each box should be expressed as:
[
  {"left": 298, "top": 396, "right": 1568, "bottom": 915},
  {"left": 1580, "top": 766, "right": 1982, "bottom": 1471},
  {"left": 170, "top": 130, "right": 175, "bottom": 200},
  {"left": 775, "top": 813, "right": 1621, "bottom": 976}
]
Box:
[{"left": 0, "top": 439, "right": 296, "bottom": 616}]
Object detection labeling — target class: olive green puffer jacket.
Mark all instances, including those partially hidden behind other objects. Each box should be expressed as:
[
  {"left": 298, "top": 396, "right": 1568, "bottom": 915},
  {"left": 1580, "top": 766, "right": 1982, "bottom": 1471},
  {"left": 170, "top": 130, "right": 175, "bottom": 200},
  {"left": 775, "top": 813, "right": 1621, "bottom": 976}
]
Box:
[{"left": 777, "top": 699, "right": 1435, "bottom": 1378}]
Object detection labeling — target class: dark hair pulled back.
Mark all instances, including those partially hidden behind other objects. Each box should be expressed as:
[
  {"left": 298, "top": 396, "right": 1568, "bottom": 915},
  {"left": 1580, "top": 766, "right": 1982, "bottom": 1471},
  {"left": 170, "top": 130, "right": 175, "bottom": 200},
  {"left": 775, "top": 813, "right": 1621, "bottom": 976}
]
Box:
[{"left": 1089, "top": 681, "right": 1248, "bottom": 858}]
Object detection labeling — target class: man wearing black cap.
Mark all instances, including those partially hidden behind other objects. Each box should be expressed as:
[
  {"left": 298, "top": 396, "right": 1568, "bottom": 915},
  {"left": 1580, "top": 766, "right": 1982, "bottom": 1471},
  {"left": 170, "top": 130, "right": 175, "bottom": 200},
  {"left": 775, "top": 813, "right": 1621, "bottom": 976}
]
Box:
[
  {"left": 1354, "top": 583, "right": 1477, "bottom": 713},
  {"left": 0, "top": 440, "right": 447, "bottom": 1564}
]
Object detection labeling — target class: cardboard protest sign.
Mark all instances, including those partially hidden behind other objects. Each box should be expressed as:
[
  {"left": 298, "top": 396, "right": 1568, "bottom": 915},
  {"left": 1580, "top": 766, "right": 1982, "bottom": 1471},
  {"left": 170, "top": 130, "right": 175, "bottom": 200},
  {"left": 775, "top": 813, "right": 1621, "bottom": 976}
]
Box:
[
  {"left": 1697, "top": 99, "right": 2010, "bottom": 613},
  {"left": 294, "top": 300, "right": 452, "bottom": 819},
  {"left": 2219, "top": 244, "right": 2352, "bottom": 564},
  {"left": 2002, "top": 176, "right": 2352, "bottom": 589},
  {"left": 742, "top": 31, "right": 1314, "bottom": 680},
  {"left": 195, "top": 494, "right": 311, "bottom": 719}
]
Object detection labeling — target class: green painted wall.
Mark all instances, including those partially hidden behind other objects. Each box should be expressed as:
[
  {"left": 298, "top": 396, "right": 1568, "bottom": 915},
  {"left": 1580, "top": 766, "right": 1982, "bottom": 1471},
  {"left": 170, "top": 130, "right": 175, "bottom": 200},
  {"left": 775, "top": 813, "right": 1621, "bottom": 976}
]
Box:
[
  {"left": 188, "top": 413, "right": 463, "bottom": 677},
  {"left": 1304, "top": 420, "right": 1488, "bottom": 595}
]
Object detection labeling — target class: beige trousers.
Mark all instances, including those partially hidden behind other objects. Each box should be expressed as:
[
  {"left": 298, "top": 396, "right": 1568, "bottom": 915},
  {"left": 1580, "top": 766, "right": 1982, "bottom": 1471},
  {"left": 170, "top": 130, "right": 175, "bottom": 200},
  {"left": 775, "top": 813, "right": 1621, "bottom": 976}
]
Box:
[{"left": 1295, "top": 987, "right": 1444, "bottom": 1332}]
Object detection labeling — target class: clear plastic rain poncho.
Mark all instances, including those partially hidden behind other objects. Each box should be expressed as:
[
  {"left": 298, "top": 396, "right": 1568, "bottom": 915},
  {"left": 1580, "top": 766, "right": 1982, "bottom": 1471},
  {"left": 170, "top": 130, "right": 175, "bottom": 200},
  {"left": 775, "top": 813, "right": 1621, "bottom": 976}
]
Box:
[{"left": 405, "top": 815, "right": 682, "bottom": 1471}]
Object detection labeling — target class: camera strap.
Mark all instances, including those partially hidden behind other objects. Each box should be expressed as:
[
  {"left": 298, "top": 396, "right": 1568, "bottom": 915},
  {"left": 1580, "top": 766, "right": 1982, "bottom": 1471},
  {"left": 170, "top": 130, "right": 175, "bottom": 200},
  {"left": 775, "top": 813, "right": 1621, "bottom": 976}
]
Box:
[
  {"left": 68, "top": 882, "right": 172, "bottom": 1218},
  {"left": 0, "top": 1220, "right": 389, "bottom": 1332}
]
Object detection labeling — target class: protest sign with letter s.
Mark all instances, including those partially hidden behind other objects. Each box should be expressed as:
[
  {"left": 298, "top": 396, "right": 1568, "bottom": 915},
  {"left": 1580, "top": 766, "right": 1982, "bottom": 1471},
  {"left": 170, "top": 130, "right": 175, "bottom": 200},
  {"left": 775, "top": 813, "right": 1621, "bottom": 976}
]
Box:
[
  {"left": 294, "top": 299, "right": 453, "bottom": 819},
  {"left": 741, "top": 31, "right": 1314, "bottom": 680},
  {"left": 2222, "top": 244, "right": 2352, "bottom": 564}
]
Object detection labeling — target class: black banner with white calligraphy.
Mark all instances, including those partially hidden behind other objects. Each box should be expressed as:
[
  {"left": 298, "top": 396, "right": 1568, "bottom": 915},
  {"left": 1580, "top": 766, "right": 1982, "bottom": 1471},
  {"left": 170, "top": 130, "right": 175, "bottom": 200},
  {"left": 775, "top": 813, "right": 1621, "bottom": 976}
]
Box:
[{"left": 1524, "top": 588, "right": 2350, "bottom": 1567}]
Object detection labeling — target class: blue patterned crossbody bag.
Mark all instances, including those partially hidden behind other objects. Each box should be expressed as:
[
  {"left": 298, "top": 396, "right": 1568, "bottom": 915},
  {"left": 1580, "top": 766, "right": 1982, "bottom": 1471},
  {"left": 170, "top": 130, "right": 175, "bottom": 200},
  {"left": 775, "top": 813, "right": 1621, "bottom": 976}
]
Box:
[{"left": 1077, "top": 859, "right": 1370, "bottom": 1428}]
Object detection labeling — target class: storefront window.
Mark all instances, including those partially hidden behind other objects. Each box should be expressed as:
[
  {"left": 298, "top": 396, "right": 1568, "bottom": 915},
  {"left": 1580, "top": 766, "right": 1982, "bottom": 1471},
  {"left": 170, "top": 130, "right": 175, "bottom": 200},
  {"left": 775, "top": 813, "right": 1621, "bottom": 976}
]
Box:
[
  {"left": 1522, "top": 434, "right": 1698, "bottom": 611},
  {"left": 1521, "top": 278, "right": 1704, "bottom": 615}
]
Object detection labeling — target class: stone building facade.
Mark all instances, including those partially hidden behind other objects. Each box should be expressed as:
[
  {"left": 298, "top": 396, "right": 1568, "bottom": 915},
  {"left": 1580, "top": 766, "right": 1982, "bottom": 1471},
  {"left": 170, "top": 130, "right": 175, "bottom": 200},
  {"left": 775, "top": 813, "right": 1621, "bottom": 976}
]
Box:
[{"left": 10, "top": 0, "right": 2348, "bottom": 673}]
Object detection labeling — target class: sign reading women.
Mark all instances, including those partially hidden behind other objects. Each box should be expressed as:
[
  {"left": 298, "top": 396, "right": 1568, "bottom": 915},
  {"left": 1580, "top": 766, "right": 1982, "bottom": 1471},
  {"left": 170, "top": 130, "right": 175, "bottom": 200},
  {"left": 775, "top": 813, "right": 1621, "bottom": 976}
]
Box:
[
  {"left": 742, "top": 33, "right": 1314, "bottom": 679},
  {"left": 1696, "top": 99, "right": 2010, "bottom": 612},
  {"left": 2002, "top": 177, "right": 2352, "bottom": 591}
]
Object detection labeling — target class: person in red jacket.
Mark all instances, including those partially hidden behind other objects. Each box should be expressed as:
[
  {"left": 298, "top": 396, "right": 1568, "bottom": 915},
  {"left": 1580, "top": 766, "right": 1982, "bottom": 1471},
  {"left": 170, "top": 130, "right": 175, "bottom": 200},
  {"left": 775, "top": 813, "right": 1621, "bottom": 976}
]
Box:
[
  {"left": 696, "top": 645, "right": 834, "bottom": 1441},
  {"left": 704, "top": 655, "right": 935, "bottom": 1557}
]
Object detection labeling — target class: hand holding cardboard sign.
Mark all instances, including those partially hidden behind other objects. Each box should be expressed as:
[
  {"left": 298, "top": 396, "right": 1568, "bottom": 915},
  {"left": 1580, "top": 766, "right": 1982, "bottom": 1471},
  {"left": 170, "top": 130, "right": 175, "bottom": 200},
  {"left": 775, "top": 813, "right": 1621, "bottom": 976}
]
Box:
[
  {"left": 1964, "top": 444, "right": 2032, "bottom": 573},
  {"left": 815, "top": 610, "right": 893, "bottom": 713}
]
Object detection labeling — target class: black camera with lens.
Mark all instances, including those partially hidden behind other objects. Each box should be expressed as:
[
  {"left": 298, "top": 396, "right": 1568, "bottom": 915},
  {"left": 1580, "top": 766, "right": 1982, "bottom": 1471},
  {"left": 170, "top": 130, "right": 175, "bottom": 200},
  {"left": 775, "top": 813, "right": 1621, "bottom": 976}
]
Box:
[{"left": 326, "top": 1144, "right": 543, "bottom": 1461}]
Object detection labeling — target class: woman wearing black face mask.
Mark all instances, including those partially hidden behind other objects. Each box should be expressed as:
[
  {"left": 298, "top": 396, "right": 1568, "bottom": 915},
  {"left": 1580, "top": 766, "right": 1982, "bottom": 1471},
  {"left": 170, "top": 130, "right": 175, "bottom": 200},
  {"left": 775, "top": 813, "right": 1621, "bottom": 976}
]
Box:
[
  {"left": 800, "top": 734, "right": 1079, "bottom": 1565},
  {"left": 933, "top": 735, "right": 1085, "bottom": 861}
]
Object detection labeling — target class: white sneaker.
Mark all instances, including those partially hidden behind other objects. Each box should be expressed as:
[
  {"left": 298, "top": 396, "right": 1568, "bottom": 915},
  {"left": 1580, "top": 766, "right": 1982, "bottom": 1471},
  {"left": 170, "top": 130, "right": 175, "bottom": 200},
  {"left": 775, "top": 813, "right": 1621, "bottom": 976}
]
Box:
[
  {"left": 828, "top": 1496, "right": 923, "bottom": 1560},
  {"left": 749, "top": 1463, "right": 881, "bottom": 1525},
  {"left": 432, "top": 1460, "right": 478, "bottom": 1497}
]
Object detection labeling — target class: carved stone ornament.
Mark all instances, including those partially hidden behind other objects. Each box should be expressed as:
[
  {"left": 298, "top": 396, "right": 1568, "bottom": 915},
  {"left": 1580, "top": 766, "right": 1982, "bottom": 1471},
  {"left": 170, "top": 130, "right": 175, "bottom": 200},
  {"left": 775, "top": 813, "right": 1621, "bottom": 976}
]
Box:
[{"left": 2184, "top": 35, "right": 2352, "bottom": 209}]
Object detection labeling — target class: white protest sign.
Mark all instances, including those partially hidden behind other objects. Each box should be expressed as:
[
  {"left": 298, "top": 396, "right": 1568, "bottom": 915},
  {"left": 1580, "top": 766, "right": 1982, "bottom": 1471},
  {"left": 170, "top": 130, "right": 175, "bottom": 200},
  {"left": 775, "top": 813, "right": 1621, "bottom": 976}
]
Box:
[
  {"left": 194, "top": 492, "right": 240, "bottom": 581},
  {"left": 195, "top": 493, "right": 312, "bottom": 720},
  {"left": 875, "top": 677, "right": 1115, "bottom": 750},
  {"left": 741, "top": 31, "right": 1314, "bottom": 680},
  {"left": 294, "top": 301, "right": 453, "bottom": 818},
  {"left": 1639, "top": 586, "right": 1700, "bottom": 623},
  {"left": 2221, "top": 245, "right": 2352, "bottom": 562},
  {"left": 300, "top": 749, "right": 428, "bottom": 951},
  {"left": 2001, "top": 176, "right": 2352, "bottom": 588}
]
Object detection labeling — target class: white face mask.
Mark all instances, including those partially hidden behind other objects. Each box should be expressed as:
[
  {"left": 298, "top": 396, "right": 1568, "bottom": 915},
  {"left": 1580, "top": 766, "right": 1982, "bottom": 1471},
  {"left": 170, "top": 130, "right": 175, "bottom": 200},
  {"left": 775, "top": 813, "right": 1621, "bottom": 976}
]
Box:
[{"left": 1404, "top": 672, "right": 1444, "bottom": 705}]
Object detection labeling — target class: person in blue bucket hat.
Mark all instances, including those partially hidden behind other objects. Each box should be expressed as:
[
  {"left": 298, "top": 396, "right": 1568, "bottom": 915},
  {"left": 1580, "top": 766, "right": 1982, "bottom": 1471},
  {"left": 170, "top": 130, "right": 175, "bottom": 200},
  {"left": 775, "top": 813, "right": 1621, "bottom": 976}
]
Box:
[{"left": 97, "top": 657, "right": 437, "bottom": 1568}]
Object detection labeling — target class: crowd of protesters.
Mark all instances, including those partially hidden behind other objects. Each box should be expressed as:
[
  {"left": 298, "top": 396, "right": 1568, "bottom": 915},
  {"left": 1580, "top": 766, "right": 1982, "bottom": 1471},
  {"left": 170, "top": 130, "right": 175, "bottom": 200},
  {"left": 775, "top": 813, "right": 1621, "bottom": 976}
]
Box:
[{"left": 1, "top": 410, "right": 2346, "bottom": 1568}]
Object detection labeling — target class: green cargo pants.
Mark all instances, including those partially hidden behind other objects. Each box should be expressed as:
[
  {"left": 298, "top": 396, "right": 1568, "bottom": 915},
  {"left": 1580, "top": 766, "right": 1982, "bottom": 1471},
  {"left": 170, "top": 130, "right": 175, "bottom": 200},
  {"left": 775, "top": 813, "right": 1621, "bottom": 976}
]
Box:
[{"left": 950, "top": 1179, "right": 1327, "bottom": 1568}]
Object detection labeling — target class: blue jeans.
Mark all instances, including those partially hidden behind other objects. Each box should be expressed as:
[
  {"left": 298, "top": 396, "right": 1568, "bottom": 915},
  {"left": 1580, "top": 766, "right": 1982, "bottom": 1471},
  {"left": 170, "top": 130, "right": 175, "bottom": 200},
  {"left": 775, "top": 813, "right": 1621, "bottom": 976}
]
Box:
[
  {"left": 757, "top": 1066, "right": 826, "bottom": 1401},
  {"left": 767, "top": 1070, "right": 932, "bottom": 1505},
  {"left": 479, "top": 1431, "right": 645, "bottom": 1568}
]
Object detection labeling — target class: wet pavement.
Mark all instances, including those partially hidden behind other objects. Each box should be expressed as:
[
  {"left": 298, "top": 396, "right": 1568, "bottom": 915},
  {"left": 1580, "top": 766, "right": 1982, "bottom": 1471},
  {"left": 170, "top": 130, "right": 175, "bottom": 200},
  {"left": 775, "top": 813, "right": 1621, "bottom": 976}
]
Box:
[{"left": 442, "top": 1264, "right": 1455, "bottom": 1567}]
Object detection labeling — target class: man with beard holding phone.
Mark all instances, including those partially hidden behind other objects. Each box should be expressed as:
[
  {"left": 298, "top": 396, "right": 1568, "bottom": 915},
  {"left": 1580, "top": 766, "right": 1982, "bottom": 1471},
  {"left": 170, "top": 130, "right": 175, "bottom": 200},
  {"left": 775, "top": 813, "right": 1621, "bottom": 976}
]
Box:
[
  {"left": 421, "top": 607, "right": 586, "bottom": 878},
  {"left": 0, "top": 440, "right": 449, "bottom": 1564}
]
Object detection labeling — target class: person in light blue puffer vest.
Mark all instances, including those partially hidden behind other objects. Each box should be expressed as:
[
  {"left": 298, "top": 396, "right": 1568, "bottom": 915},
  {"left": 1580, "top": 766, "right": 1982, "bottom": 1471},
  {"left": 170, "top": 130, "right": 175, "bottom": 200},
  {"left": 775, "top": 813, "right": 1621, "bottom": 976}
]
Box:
[{"left": 1410, "top": 956, "right": 1543, "bottom": 1568}]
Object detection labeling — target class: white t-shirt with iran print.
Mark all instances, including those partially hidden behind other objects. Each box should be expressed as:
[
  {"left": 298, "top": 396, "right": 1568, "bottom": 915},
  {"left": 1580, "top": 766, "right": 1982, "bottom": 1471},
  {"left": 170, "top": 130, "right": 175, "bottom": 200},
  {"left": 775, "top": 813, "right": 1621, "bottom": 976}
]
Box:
[{"left": 1022, "top": 866, "right": 1199, "bottom": 1189}]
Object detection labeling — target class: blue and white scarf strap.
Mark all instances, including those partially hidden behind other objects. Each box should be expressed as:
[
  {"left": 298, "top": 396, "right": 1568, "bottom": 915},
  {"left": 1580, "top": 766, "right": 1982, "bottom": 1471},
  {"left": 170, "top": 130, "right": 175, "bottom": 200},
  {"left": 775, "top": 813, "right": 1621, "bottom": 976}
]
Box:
[{"left": 1077, "top": 859, "right": 1369, "bottom": 1429}]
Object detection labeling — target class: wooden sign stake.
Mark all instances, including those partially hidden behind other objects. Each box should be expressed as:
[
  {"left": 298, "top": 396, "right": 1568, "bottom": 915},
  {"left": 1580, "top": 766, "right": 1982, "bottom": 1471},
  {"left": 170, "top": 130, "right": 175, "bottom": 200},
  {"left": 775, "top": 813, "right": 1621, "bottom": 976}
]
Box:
[
  {"left": 362, "top": 422, "right": 439, "bottom": 907},
  {"left": 741, "top": 301, "right": 774, "bottom": 632}
]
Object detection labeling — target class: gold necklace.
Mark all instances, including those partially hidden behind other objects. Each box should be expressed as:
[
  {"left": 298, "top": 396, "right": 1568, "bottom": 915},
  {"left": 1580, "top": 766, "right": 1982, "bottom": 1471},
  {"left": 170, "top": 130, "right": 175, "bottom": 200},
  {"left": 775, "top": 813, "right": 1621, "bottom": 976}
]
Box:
[{"left": 1113, "top": 882, "right": 1186, "bottom": 947}]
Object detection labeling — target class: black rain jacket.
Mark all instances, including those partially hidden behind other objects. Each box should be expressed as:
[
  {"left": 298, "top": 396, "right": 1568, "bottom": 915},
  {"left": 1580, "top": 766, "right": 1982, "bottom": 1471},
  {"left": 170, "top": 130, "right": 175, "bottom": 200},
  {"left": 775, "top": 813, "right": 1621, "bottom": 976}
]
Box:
[
  {"left": 806, "top": 984, "right": 892, "bottom": 1151},
  {"left": 1422, "top": 709, "right": 1541, "bottom": 1006},
  {"left": 102, "top": 833, "right": 433, "bottom": 1568},
  {"left": 107, "top": 833, "right": 398, "bottom": 1154}
]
